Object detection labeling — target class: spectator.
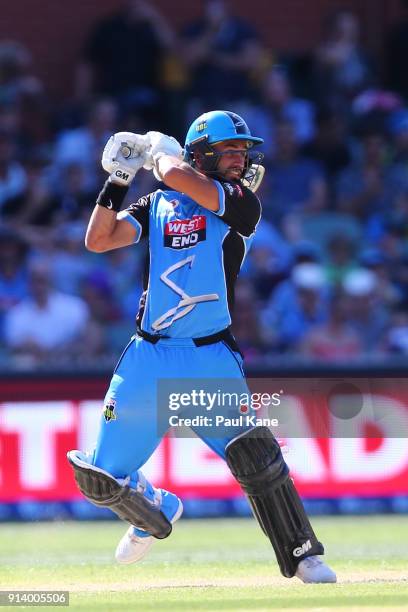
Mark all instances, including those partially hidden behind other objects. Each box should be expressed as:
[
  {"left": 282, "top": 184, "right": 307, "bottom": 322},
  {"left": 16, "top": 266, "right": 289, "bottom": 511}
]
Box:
[
  {"left": 263, "top": 118, "right": 327, "bottom": 225},
  {"left": 341, "top": 268, "right": 389, "bottom": 352},
  {"left": 249, "top": 66, "right": 315, "bottom": 158},
  {"left": 1, "top": 154, "right": 54, "bottom": 230},
  {"left": 0, "top": 40, "right": 49, "bottom": 146},
  {"left": 0, "top": 228, "right": 29, "bottom": 336},
  {"left": 391, "top": 252, "right": 408, "bottom": 300},
  {"left": 261, "top": 263, "right": 330, "bottom": 351},
  {"left": 81, "top": 270, "right": 123, "bottom": 325},
  {"left": 314, "top": 9, "right": 373, "bottom": 111},
  {"left": 243, "top": 219, "right": 293, "bottom": 302},
  {"left": 0, "top": 40, "right": 43, "bottom": 106},
  {"left": 52, "top": 99, "right": 117, "bottom": 191},
  {"left": 4, "top": 260, "right": 89, "bottom": 367},
  {"left": 50, "top": 222, "right": 95, "bottom": 296},
  {"left": 301, "top": 291, "right": 362, "bottom": 361},
  {"left": 388, "top": 109, "right": 408, "bottom": 165},
  {"left": 382, "top": 307, "right": 408, "bottom": 355},
  {"left": 0, "top": 130, "right": 26, "bottom": 211},
  {"left": 352, "top": 88, "right": 403, "bottom": 122},
  {"left": 335, "top": 128, "right": 407, "bottom": 228},
  {"left": 291, "top": 240, "right": 323, "bottom": 266},
  {"left": 76, "top": 0, "right": 175, "bottom": 123},
  {"left": 101, "top": 246, "right": 145, "bottom": 323},
  {"left": 52, "top": 162, "right": 97, "bottom": 224},
  {"left": 181, "top": 0, "right": 263, "bottom": 110},
  {"left": 359, "top": 247, "right": 402, "bottom": 308},
  {"left": 301, "top": 107, "right": 352, "bottom": 179},
  {"left": 0, "top": 102, "right": 26, "bottom": 155},
  {"left": 80, "top": 270, "right": 125, "bottom": 359},
  {"left": 323, "top": 233, "right": 356, "bottom": 286},
  {"left": 231, "top": 278, "right": 267, "bottom": 365}
]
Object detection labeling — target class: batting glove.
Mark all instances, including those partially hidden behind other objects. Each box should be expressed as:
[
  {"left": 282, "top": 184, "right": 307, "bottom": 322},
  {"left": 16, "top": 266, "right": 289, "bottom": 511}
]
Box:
[
  {"left": 143, "top": 131, "right": 183, "bottom": 180},
  {"left": 102, "top": 132, "right": 149, "bottom": 186}
]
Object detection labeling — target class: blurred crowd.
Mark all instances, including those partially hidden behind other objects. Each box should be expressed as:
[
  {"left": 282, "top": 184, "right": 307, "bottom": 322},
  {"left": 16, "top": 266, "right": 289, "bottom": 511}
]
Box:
[{"left": 1, "top": 0, "right": 408, "bottom": 370}]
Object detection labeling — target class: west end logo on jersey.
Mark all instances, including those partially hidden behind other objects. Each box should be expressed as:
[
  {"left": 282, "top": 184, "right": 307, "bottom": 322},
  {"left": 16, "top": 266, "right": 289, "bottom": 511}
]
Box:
[{"left": 164, "top": 215, "right": 206, "bottom": 249}]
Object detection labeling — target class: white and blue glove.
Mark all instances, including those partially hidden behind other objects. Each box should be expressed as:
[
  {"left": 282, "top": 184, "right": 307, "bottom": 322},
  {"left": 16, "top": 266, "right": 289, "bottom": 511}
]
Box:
[
  {"left": 143, "top": 131, "right": 183, "bottom": 180},
  {"left": 102, "top": 132, "right": 149, "bottom": 186}
]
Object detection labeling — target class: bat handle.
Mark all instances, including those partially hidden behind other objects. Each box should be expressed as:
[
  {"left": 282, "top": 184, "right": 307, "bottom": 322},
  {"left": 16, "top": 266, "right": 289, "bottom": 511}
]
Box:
[{"left": 120, "top": 145, "right": 132, "bottom": 159}]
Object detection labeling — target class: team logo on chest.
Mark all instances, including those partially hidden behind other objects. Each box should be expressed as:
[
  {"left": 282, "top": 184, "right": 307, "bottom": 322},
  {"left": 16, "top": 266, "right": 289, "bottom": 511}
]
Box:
[
  {"left": 169, "top": 199, "right": 181, "bottom": 215},
  {"left": 103, "top": 398, "right": 117, "bottom": 422},
  {"left": 164, "top": 214, "right": 206, "bottom": 249}
]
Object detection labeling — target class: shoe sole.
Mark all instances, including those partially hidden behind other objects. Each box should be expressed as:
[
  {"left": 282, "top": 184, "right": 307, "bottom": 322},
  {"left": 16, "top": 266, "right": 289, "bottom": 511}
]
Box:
[{"left": 295, "top": 569, "right": 337, "bottom": 584}]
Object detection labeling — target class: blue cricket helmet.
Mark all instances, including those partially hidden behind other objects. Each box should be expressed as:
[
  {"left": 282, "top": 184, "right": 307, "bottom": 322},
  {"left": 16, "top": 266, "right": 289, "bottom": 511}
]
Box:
[
  {"left": 184, "top": 110, "right": 264, "bottom": 175},
  {"left": 185, "top": 110, "right": 263, "bottom": 148}
]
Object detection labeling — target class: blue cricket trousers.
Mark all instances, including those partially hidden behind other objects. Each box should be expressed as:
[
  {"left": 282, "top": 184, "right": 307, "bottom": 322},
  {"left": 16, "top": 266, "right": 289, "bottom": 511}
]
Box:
[{"left": 92, "top": 335, "right": 247, "bottom": 488}]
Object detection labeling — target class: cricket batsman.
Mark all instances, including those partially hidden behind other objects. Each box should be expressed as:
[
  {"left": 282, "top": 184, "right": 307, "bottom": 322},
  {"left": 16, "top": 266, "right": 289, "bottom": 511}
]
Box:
[{"left": 67, "top": 110, "right": 336, "bottom": 583}]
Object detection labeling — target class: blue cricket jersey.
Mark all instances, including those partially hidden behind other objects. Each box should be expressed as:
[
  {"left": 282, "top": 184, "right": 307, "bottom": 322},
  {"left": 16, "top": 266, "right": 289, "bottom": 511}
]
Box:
[{"left": 118, "top": 179, "right": 261, "bottom": 338}]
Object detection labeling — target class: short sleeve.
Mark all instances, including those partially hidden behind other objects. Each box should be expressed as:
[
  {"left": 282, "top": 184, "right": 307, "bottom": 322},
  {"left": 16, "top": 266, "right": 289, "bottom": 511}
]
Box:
[
  {"left": 118, "top": 192, "right": 153, "bottom": 243},
  {"left": 213, "top": 180, "right": 261, "bottom": 237}
]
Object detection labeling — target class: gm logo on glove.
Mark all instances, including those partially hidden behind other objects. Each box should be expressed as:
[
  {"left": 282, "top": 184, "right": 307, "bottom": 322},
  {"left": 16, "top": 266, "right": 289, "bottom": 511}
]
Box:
[{"left": 115, "top": 170, "right": 130, "bottom": 182}]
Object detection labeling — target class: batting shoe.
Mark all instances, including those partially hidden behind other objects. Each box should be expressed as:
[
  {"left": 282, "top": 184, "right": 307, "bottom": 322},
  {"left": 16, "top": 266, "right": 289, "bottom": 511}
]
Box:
[
  {"left": 295, "top": 556, "right": 337, "bottom": 583},
  {"left": 115, "top": 490, "right": 183, "bottom": 565}
]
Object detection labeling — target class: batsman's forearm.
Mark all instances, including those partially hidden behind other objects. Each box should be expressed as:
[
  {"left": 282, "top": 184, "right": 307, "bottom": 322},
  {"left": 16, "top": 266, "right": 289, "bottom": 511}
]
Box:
[
  {"left": 155, "top": 154, "right": 191, "bottom": 180},
  {"left": 156, "top": 155, "right": 219, "bottom": 211},
  {"left": 85, "top": 204, "right": 119, "bottom": 252}
]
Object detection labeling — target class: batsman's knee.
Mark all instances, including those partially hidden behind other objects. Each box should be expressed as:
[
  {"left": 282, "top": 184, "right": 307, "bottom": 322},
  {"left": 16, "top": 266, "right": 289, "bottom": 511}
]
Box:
[{"left": 225, "top": 426, "right": 288, "bottom": 488}]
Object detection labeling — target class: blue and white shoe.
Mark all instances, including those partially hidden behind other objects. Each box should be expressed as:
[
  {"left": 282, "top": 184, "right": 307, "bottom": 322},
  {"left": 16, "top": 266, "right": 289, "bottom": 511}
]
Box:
[{"left": 115, "top": 486, "right": 183, "bottom": 565}]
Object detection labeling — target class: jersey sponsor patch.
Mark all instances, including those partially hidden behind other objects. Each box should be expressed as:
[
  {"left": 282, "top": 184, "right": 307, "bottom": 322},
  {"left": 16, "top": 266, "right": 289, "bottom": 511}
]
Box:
[
  {"left": 234, "top": 183, "right": 243, "bottom": 197},
  {"left": 222, "top": 182, "right": 235, "bottom": 195},
  {"left": 222, "top": 182, "right": 243, "bottom": 198},
  {"left": 164, "top": 214, "right": 206, "bottom": 249}
]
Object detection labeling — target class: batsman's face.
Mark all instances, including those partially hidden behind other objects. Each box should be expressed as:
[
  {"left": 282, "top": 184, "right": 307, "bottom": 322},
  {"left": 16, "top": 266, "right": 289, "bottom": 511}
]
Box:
[{"left": 213, "top": 139, "right": 249, "bottom": 180}]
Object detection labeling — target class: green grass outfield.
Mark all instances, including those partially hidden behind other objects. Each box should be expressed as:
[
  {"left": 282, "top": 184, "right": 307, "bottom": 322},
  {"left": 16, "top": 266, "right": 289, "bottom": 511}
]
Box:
[{"left": 1, "top": 516, "right": 408, "bottom": 611}]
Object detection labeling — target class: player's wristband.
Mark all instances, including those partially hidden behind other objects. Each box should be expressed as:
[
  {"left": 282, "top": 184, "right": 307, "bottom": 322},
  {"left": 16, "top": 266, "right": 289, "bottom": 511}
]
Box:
[{"left": 96, "top": 179, "right": 128, "bottom": 212}]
